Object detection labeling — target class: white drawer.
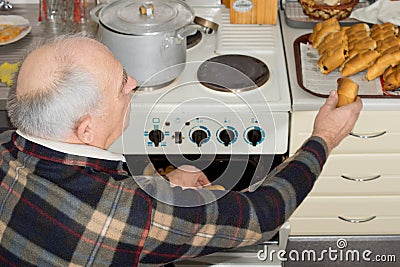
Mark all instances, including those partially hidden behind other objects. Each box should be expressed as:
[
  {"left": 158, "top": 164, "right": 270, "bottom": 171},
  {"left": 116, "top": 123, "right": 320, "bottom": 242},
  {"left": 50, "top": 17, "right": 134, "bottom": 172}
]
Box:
[
  {"left": 291, "top": 111, "right": 400, "bottom": 133},
  {"left": 289, "top": 217, "right": 400, "bottom": 235},
  {"left": 310, "top": 175, "right": 400, "bottom": 196},
  {"left": 291, "top": 196, "right": 400, "bottom": 218},
  {"left": 321, "top": 154, "right": 400, "bottom": 176},
  {"left": 308, "top": 154, "right": 400, "bottom": 195},
  {"left": 291, "top": 132, "right": 400, "bottom": 154},
  {"left": 290, "top": 111, "right": 400, "bottom": 154}
]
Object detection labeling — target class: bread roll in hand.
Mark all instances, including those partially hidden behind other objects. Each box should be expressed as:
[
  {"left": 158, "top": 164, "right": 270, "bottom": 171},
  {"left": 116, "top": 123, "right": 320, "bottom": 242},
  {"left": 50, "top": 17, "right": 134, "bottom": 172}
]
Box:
[{"left": 336, "top": 78, "right": 359, "bottom": 107}]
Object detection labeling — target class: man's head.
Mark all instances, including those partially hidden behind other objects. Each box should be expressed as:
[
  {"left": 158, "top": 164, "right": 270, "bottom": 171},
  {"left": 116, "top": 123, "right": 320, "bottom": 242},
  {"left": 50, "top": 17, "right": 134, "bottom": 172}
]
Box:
[{"left": 7, "top": 34, "right": 136, "bottom": 149}]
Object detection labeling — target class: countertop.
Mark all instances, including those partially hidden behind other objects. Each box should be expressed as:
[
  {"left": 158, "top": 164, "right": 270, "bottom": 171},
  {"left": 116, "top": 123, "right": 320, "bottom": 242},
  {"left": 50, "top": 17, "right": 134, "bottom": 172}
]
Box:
[
  {"left": 279, "top": 10, "right": 400, "bottom": 111},
  {"left": 0, "top": 4, "right": 97, "bottom": 109},
  {"left": 2, "top": 5, "right": 400, "bottom": 112}
]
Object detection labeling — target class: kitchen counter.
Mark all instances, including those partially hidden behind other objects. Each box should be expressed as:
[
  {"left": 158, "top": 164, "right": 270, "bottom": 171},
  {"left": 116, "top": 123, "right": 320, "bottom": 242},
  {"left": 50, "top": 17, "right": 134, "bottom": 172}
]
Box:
[
  {"left": 279, "top": 10, "right": 400, "bottom": 111},
  {"left": 0, "top": 4, "right": 97, "bottom": 110},
  {"left": 3, "top": 6, "right": 400, "bottom": 113}
]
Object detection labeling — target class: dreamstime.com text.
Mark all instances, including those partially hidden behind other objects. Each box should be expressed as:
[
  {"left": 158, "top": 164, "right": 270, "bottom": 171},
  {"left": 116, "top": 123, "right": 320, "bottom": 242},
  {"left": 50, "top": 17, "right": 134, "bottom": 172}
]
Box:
[{"left": 257, "top": 238, "right": 397, "bottom": 263}]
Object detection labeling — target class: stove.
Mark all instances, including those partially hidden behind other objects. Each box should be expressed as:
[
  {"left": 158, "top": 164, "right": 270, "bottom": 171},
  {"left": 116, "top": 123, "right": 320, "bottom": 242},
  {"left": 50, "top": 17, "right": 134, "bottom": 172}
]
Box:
[
  {"left": 109, "top": 1, "right": 291, "bottom": 157},
  {"left": 108, "top": 2, "right": 291, "bottom": 264}
]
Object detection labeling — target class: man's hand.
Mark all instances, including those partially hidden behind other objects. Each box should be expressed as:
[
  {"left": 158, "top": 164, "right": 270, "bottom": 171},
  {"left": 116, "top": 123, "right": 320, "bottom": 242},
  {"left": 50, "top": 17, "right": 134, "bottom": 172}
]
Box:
[
  {"left": 312, "top": 90, "right": 363, "bottom": 154},
  {"left": 166, "top": 165, "right": 211, "bottom": 189}
]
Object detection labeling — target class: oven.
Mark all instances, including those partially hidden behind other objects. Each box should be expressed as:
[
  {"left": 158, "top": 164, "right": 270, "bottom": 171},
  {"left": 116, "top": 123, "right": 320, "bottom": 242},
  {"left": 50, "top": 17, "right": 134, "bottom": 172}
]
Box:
[{"left": 108, "top": 0, "right": 291, "bottom": 265}]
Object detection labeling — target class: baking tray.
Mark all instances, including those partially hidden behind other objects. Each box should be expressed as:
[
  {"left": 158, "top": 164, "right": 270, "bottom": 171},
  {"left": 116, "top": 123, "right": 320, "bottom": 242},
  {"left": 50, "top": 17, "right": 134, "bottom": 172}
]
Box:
[
  {"left": 284, "top": 0, "right": 372, "bottom": 29},
  {"left": 293, "top": 33, "right": 400, "bottom": 98}
]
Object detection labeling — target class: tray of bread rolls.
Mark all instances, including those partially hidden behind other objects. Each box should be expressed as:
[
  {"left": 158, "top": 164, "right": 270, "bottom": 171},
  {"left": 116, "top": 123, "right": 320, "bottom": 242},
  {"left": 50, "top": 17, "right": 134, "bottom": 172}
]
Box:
[
  {"left": 294, "top": 17, "right": 400, "bottom": 98},
  {"left": 284, "top": 0, "right": 372, "bottom": 29}
]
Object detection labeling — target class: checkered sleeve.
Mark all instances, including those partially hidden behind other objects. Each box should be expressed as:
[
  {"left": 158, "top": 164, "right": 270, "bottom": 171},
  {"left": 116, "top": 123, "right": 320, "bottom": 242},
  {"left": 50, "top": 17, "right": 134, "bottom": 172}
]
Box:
[
  {"left": 137, "top": 136, "right": 328, "bottom": 265},
  {"left": 0, "top": 131, "right": 327, "bottom": 266}
]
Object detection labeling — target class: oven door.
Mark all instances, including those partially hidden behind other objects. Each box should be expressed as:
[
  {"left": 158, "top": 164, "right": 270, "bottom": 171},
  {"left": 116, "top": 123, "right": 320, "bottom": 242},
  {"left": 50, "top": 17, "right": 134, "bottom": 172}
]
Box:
[
  {"left": 125, "top": 154, "right": 283, "bottom": 191},
  {"left": 125, "top": 153, "right": 291, "bottom": 266}
]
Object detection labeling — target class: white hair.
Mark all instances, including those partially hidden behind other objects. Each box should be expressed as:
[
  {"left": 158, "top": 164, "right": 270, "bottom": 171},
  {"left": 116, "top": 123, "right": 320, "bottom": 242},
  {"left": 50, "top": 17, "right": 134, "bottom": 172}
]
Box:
[{"left": 7, "top": 34, "right": 103, "bottom": 140}]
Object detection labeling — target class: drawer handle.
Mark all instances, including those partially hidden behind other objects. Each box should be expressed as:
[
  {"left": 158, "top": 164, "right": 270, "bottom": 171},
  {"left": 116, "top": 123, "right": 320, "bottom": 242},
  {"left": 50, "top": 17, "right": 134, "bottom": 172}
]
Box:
[
  {"left": 340, "top": 174, "right": 381, "bottom": 182},
  {"left": 349, "top": 131, "right": 386, "bottom": 139},
  {"left": 338, "top": 215, "right": 376, "bottom": 223}
]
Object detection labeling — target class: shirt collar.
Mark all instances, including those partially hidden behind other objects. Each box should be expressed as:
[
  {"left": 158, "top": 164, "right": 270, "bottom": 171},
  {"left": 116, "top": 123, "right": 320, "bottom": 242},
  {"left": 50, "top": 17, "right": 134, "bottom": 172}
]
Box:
[{"left": 16, "top": 130, "right": 126, "bottom": 162}]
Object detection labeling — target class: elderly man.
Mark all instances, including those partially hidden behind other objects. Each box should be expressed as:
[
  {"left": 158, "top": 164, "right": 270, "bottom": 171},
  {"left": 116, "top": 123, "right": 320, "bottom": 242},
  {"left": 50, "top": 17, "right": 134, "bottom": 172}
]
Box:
[{"left": 0, "top": 35, "right": 362, "bottom": 266}]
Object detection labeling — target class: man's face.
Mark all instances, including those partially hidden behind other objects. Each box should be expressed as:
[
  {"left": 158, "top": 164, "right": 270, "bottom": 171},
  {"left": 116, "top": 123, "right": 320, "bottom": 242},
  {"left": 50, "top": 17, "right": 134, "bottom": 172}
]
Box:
[{"left": 86, "top": 45, "right": 137, "bottom": 149}]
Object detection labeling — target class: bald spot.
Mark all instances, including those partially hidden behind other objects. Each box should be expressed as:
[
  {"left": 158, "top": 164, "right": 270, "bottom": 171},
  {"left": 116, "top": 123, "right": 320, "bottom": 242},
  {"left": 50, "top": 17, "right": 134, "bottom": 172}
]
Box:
[{"left": 16, "top": 37, "right": 115, "bottom": 98}]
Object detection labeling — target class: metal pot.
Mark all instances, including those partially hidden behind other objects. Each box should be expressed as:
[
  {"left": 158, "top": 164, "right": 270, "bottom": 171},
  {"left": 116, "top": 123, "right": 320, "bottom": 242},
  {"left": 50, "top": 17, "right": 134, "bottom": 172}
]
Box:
[{"left": 91, "top": 0, "right": 195, "bottom": 88}]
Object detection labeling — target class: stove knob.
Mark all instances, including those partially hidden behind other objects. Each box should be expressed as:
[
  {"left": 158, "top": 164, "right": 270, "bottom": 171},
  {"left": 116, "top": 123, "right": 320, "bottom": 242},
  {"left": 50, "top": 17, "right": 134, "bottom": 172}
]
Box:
[
  {"left": 192, "top": 129, "right": 208, "bottom": 147},
  {"left": 247, "top": 129, "right": 262, "bottom": 146},
  {"left": 148, "top": 129, "right": 164, "bottom": 147},
  {"left": 219, "top": 129, "right": 236, "bottom": 146}
]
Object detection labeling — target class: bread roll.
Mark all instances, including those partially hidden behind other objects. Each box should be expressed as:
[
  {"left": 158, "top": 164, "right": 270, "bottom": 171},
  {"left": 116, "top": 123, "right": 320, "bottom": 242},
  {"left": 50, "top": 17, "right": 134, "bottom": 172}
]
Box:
[
  {"left": 204, "top": 184, "right": 225, "bottom": 191},
  {"left": 366, "top": 50, "right": 400, "bottom": 80},
  {"left": 382, "top": 45, "right": 400, "bottom": 56},
  {"left": 383, "top": 65, "right": 400, "bottom": 91},
  {"left": 309, "top": 17, "right": 340, "bottom": 44},
  {"left": 310, "top": 18, "right": 340, "bottom": 48},
  {"left": 165, "top": 165, "right": 175, "bottom": 174},
  {"left": 157, "top": 168, "right": 165, "bottom": 175},
  {"left": 348, "top": 37, "right": 376, "bottom": 51},
  {"left": 383, "top": 65, "right": 398, "bottom": 80},
  {"left": 313, "top": 26, "right": 340, "bottom": 49},
  {"left": 346, "top": 23, "right": 370, "bottom": 35},
  {"left": 318, "top": 40, "right": 348, "bottom": 57},
  {"left": 341, "top": 50, "right": 380, "bottom": 77},
  {"left": 318, "top": 46, "right": 347, "bottom": 74},
  {"left": 346, "top": 48, "right": 368, "bottom": 60},
  {"left": 337, "top": 78, "right": 359, "bottom": 107},
  {"left": 347, "top": 30, "right": 370, "bottom": 42},
  {"left": 371, "top": 22, "right": 397, "bottom": 33},
  {"left": 317, "top": 31, "right": 347, "bottom": 55},
  {"left": 376, "top": 37, "right": 400, "bottom": 54},
  {"left": 371, "top": 30, "right": 396, "bottom": 42},
  {"left": 143, "top": 163, "right": 158, "bottom": 176}
]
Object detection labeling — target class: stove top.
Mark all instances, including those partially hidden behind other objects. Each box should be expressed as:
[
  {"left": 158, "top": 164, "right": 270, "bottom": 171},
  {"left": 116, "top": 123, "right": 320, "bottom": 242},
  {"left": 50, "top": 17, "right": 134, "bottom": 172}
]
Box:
[
  {"left": 197, "top": 54, "right": 270, "bottom": 92},
  {"left": 133, "top": 7, "right": 290, "bottom": 111},
  {"left": 109, "top": 5, "right": 291, "bottom": 155}
]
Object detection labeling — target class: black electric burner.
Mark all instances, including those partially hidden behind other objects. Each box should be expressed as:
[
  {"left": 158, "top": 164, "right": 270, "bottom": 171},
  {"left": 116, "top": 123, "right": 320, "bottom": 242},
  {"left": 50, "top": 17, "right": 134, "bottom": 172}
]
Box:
[
  {"left": 186, "top": 30, "right": 202, "bottom": 49},
  {"left": 197, "top": 54, "right": 270, "bottom": 92}
]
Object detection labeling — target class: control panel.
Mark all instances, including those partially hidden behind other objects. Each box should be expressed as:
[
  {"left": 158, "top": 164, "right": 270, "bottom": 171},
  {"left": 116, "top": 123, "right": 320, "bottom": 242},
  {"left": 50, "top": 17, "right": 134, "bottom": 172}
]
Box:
[{"left": 111, "top": 109, "right": 289, "bottom": 155}]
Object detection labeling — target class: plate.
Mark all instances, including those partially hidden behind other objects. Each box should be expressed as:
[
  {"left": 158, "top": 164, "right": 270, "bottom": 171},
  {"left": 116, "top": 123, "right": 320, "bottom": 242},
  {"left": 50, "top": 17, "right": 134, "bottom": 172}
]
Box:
[{"left": 0, "top": 15, "right": 32, "bottom": 46}]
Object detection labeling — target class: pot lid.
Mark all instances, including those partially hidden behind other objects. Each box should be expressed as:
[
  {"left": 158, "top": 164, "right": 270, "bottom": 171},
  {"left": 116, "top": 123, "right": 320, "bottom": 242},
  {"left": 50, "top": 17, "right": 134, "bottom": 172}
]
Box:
[{"left": 99, "top": 0, "right": 194, "bottom": 35}]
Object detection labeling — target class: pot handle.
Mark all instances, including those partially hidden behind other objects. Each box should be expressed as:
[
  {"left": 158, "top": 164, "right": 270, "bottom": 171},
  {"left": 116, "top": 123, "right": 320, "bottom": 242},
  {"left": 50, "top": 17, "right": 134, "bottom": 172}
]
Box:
[
  {"left": 90, "top": 4, "right": 105, "bottom": 24},
  {"left": 193, "top": 16, "right": 219, "bottom": 35},
  {"left": 176, "top": 25, "right": 198, "bottom": 41}
]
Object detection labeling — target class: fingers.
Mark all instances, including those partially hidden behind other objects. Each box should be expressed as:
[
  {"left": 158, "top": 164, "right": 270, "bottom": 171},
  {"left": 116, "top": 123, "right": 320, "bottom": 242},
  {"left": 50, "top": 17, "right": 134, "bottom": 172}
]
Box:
[
  {"left": 322, "top": 90, "right": 338, "bottom": 111},
  {"left": 344, "top": 96, "right": 363, "bottom": 127},
  {"left": 170, "top": 165, "right": 211, "bottom": 189},
  {"left": 351, "top": 96, "right": 363, "bottom": 111},
  {"left": 198, "top": 174, "right": 211, "bottom": 186},
  {"left": 312, "top": 92, "right": 363, "bottom": 154},
  {"left": 177, "top": 165, "right": 199, "bottom": 172}
]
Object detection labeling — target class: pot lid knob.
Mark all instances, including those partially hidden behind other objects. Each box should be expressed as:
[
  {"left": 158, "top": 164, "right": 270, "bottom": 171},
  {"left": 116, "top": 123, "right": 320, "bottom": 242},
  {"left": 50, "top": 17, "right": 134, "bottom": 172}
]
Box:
[{"left": 139, "top": 3, "right": 154, "bottom": 16}]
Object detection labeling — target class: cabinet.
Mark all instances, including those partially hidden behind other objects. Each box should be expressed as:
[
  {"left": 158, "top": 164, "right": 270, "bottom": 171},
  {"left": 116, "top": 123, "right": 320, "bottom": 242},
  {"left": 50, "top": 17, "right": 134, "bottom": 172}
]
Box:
[{"left": 289, "top": 110, "right": 400, "bottom": 235}]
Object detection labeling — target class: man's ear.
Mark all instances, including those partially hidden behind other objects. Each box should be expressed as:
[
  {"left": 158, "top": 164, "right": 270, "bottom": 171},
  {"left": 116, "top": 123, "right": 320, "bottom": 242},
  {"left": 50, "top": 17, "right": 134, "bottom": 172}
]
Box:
[{"left": 75, "top": 115, "right": 95, "bottom": 144}]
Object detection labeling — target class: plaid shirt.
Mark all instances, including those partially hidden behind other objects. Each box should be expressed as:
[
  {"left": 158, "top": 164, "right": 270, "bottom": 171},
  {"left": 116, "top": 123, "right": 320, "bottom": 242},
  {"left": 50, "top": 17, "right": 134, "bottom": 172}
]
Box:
[{"left": 0, "top": 130, "right": 327, "bottom": 266}]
